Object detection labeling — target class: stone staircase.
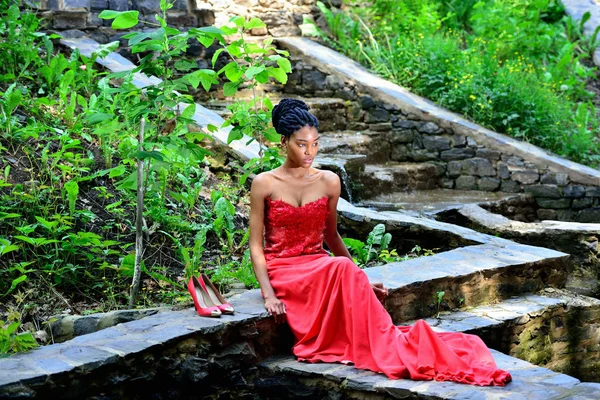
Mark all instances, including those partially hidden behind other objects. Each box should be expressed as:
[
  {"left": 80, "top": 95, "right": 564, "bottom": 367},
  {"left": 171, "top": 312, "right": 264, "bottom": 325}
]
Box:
[{"left": 2, "top": 36, "right": 599, "bottom": 399}]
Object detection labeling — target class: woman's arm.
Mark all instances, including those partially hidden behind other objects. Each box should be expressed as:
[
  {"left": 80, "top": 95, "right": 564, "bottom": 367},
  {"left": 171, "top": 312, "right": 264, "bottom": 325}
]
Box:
[
  {"left": 322, "top": 171, "right": 388, "bottom": 302},
  {"left": 249, "top": 173, "right": 286, "bottom": 323},
  {"left": 322, "top": 172, "right": 353, "bottom": 259}
]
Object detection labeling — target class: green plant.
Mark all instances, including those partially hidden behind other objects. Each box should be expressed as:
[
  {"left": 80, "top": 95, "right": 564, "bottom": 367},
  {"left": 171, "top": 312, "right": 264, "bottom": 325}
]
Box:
[
  {"left": 343, "top": 223, "right": 392, "bottom": 267},
  {"left": 434, "top": 290, "right": 445, "bottom": 318},
  {"left": 0, "top": 320, "right": 38, "bottom": 356}
]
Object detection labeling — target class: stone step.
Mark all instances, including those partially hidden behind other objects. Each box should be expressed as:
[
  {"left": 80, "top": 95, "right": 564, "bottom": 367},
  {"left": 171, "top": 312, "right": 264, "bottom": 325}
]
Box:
[
  {"left": 360, "top": 189, "right": 520, "bottom": 216},
  {"left": 363, "top": 242, "right": 568, "bottom": 322},
  {"left": 401, "top": 290, "right": 600, "bottom": 382},
  {"left": 258, "top": 351, "right": 600, "bottom": 399}
]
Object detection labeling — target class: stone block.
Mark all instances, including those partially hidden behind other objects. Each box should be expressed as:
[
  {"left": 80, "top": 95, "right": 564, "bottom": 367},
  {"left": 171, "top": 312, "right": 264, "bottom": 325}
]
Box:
[
  {"left": 555, "top": 209, "right": 573, "bottom": 220},
  {"left": 576, "top": 208, "right": 600, "bottom": 223},
  {"left": 48, "top": 0, "right": 60, "bottom": 10},
  {"left": 441, "top": 178, "right": 454, "bottom": 189},
  {"left": 447, "top": 161, "right": 462, "bottom": 177},
  {"left": 440, "top": 148, "right": 475, "bottom": 161},
  {"left": 391, "top": 130, "right": 413, "bottom": 144},
  {"left": 422, "top": 135, "right": 451, "bottom": 151},
  {"left": 478, "top": 177, "right": 500, "bottom": 191},
  {"left": 562, "top": 185, "right": 585, "bottom": 198},
  {"left": 416, "top": 121, "right": 440, "bottom": 134},
  {"left": 426, "top": 162, "right": 447, "bottom": 177},
  {"left": 511, "top": 171, "right": 539, "bottom": 184},
  {"left": 194, "top": 8, "right": 215, "bottom": 26},
  {"left": 502, "top": 155, "right": 525, "bottom": 166},
  {"left": 586, "top": 186, "right": 600, "bottom": 197},
  {"left": 497, "top": 162, "right": 510, "bottom": 180},
  {"left": 392, "top": 119, "right": 415, "bottom": 129},
  {"left": 359, "top": 95, "right": 375, "bottom": 110},
  {"left": 524, "top": 185, "right": 561, "bottom": 199},
  {"left": 166, "top": 12, "right": 197, "bottom": 26},
  {"left": 73, "top": 316, "right": 100, "bottom": 336},
  {"left": 412, "top": 133, "right": 423, "bottom": 149},
  {"left": 540, "top": 172, "right": 569, "bottom": 186},
  {"left": 390, "top": 145, "right": 409, "bottom": 162},
  {"left": 573, "top": 197, "right": 593, "bottom": 209},
  {"left": 537, "top": 209, "right": 557, "bottom": 220},
  {"left": 410, "top": 149, "right": 438, "bottom": 162},
  {"left": 536, "top": 198, "right": 571, "bottom": 209},
  {"left": 460, "top": 158, "right": 495, "bottom": 177},
  {"left": 501, "top": 180, "right": 521, "bottom": 193},
  {"left": 452, "top": 134, "right": 467, "bottom": 147},
  {"left": 91, "top": 0, "right": 107, "bottom": 10},
  {"left": 364, "top": 107, "right": 390, "bottom": 123},
  {"left": 64, "top": 0, "right": 90, "bottom": 10},
  {"left": 475, "top": 148, "right": 501, "bottom": 161},
  {"left": 455, "top": 175, "right": 477, "bottom": 190},
  {"left": 301, "top": 70, "right": 326, "bottom": 90},
  {"left": 467, "top": 137, "right": 478, "bottom": 147},
  {"left": 53, "top": 11, "right": 88, "bottom": 29},
  {"left": 109, "top": 0, "right": 129, "bottom": 11}
]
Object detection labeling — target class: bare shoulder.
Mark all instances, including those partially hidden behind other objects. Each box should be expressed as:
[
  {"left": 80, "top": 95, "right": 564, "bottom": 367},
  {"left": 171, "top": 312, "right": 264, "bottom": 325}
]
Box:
[
  {"left": 250, "top": 171, "right": 274, "bottom": 196},
  {"left": 320, "top": 169, "right": 341, "bottom": 185}
]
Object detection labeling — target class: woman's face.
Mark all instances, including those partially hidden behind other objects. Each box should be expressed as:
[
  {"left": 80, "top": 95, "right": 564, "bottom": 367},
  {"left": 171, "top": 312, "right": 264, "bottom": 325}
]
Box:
[{"left": 283, "top": 126, "right": 319, "bottom": 168}]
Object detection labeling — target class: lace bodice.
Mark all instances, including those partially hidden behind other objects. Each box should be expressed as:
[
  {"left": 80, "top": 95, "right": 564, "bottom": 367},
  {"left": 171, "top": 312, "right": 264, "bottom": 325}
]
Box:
[{"left": 263, "top": 196, "right": 329, "bottom": 261}]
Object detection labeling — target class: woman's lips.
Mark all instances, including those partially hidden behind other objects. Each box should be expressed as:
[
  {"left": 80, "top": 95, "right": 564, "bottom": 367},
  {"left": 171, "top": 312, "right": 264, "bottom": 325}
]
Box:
[{"left": 304, "top": 158, "right": 313, "bottom": 164}]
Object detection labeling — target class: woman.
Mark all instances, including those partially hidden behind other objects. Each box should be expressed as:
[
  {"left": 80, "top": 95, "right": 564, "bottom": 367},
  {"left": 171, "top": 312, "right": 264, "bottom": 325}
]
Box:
[{"left": 249, "top": 98, "right": 511, "bottom": 386}]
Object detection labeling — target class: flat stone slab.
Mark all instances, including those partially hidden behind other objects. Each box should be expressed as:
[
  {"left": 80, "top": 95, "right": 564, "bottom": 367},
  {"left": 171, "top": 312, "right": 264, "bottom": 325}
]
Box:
[
  {"left": 361, "top": 189, "right": 519, "bottom": 215},
  {"left": 276, "top": 37, "right": 600, "bottom": 187},
  {"left": 0, "top": 290, "right": 268, "bottom": 390},
  {"left": 260, "top": 350, "right": 598, "bottom": 399}
]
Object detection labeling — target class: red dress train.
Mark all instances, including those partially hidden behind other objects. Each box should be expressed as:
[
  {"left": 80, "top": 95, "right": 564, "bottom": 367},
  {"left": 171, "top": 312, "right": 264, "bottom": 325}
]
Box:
[{"left": 264, "top": 196, "right": 511, "bottom": 386}]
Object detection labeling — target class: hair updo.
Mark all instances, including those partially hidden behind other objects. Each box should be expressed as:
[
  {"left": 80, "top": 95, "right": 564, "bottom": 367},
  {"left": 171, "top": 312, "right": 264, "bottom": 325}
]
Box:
[{"left": 271, "top": 98, "right": 319, "bottom": 138}]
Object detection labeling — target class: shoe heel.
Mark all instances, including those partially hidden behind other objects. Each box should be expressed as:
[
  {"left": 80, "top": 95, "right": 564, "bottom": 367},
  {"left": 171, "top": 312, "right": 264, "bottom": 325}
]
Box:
[
  {"left": 187, "top": 276, "right": 222, "bottom": 318},
  {"left": 201, "top": 273, "right": 235, "bottom": 315}
]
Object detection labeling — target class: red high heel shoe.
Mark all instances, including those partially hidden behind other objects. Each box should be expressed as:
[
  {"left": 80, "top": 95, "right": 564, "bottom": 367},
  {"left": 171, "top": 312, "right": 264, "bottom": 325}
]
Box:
[
  {"left": 200, "top": 273, "right": 235, "bottom": 315},
  {"left": 188, "top": 276, "right": 222, "bottom": 317}
]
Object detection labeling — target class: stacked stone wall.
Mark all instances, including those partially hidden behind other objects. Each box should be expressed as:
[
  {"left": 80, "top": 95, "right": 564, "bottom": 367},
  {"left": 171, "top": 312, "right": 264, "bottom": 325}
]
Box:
[{"left": 282, "top": 57, "right": 600, "bottom": 223}]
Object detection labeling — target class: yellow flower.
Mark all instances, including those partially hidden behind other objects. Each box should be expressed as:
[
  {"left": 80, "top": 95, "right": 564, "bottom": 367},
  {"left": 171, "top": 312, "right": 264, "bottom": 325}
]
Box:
[{"left": 469, "top": 95, "right": 476, "bottom": 100}]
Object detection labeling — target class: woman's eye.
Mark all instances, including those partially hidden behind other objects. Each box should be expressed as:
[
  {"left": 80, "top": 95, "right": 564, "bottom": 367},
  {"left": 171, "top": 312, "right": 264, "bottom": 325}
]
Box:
[{"left": 313, "top": 142, "right": 319, "bottom": 147}]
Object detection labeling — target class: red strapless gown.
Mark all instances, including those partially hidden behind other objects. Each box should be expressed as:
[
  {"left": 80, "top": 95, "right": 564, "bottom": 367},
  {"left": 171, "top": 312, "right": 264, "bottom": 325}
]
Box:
[{"left": 264, "top": 196, "right": 512, "bottom": 386}]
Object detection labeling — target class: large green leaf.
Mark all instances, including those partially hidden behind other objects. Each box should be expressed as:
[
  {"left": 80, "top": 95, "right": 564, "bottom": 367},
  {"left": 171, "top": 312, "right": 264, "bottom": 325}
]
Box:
[
  {"left": 112, "top": 11, "right": 140, "bottom": 29},
  {"left": 267, "top": 67, "right": 287, "bottom": 84},
  {"left": 245, "top": 65, "right": 265, "bottom": 79},
  {"left": 223, "top": 82, "right": 239, "bottom": 97},
  {"left": 244, "top": 17, "right": 266, "bottom": 30},
  {"left": 183, "top": 69, "right": 219, "bottom": 91}
]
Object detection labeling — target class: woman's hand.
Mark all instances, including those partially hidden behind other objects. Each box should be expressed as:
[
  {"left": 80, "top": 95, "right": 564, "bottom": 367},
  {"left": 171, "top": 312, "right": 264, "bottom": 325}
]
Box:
[
  {"left": 371, "top": 282, "right": 388, "bottom": 304},
  {"left": 264, "top": 295, "right": 287, "bottom": 324}
]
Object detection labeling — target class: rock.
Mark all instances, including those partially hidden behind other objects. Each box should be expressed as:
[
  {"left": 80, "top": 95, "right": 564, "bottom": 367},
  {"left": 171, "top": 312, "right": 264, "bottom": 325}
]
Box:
[
  {"left": 460, "top": 158, "right": 495, "bottom": 177},
  {"left": 455, "top": 175, "right": 477, "bottom": 190},
  {"left": 440, "top": 148, "right": 475, "bottom": 161},
  {"left": 59, "top": 29, "right": 86, "bottom": 38},
  {"left": 575, "top": 208, "right": 600, "bottom": 223},
  {"left": 536, "top": 198, "right": 571, "bottom": 209},
  {"left": 391, "top": 130, "right": 413, "bottom": 144},
  {"left": 447, "top": 161, "right": 462, "bottom": 177},
  {"left": 365, "top": 107, "right": 390, "bottom": 123},
  {"left": 540, "top": 172, "right": 569, "bottom": 186},
  {"left": 34, "top": 330, "right": 48, "bottom": 343},
  {"left": 524, "top": 185, "right": 561, "bottom": 199},
  {"left": 496, "top": 162, "right": 510, "bottom": 180},
  {"left": 466, "top": 137, "right": 478, "bottom": 147},
  {"left": 410, "top": 149, "right": 438, "bottom": 162},
  {"left": 64, "top": 0, "right": 90, "bottom": 10},
  {"left": 53, "top": 11, "right": 88, "bottom": 29},
  {"left": 324, "top": 75, "right": 344, "bottom": 91},
  {"left": 391, "top": 145, "right": 409, "bottom": 161},
  {"left": 562, "top": 185, "right": 585, "bottom": 198},
  {"left": 478, "top": 177, "right": 500, "bottom": 191},
  {"left": 301, "top": 69, "right": 326, "bottom": 90},
  {"left": 573, "top": 197, "right": 593, "bottom": 209},
  {"left": 392, "top": 119, "right": 416, "bottom": 129},
  {"left": 73, "top": 316, "right": 100, "bottom": 337},
  {"left": 586, "top": 186, "right": 600, "bottom": 197},
  {"left": 452, "top": 134, "right": 467, "bottom": 147},
  {"left": 422, "top": 135, "right": 451, "bottom": 151},
  {"left": 502, "top": 155, "right": 525, "bottom": 166},
  {"left": 359, "top": 95, "right": 376, "bottom": 110},
  {"left": 475, "top": 148, "right": 501, "bottom": 161},
  {"left": 416, "top": 121, "right": 440, "bottom": 134},
  {"left": 412, "top": 132, "right": 423, "bottom": 149},
  {"left": 511, "top": 171, "right": 539, "bottom": 184},
  {"left": 426, "top": 162, "right": 447, "bottom": 177},
  {"left": 537, "top": 209, "right": 557, "bottom": 220},
  {"left": 501, "top": 180, "right": 521, "bottom": 193},
  {"left": 109, "top": 0, "right": 128, "bottom": 11},
  {"left": 91, "top": 0, "right": 107, "bottom": 10}
]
